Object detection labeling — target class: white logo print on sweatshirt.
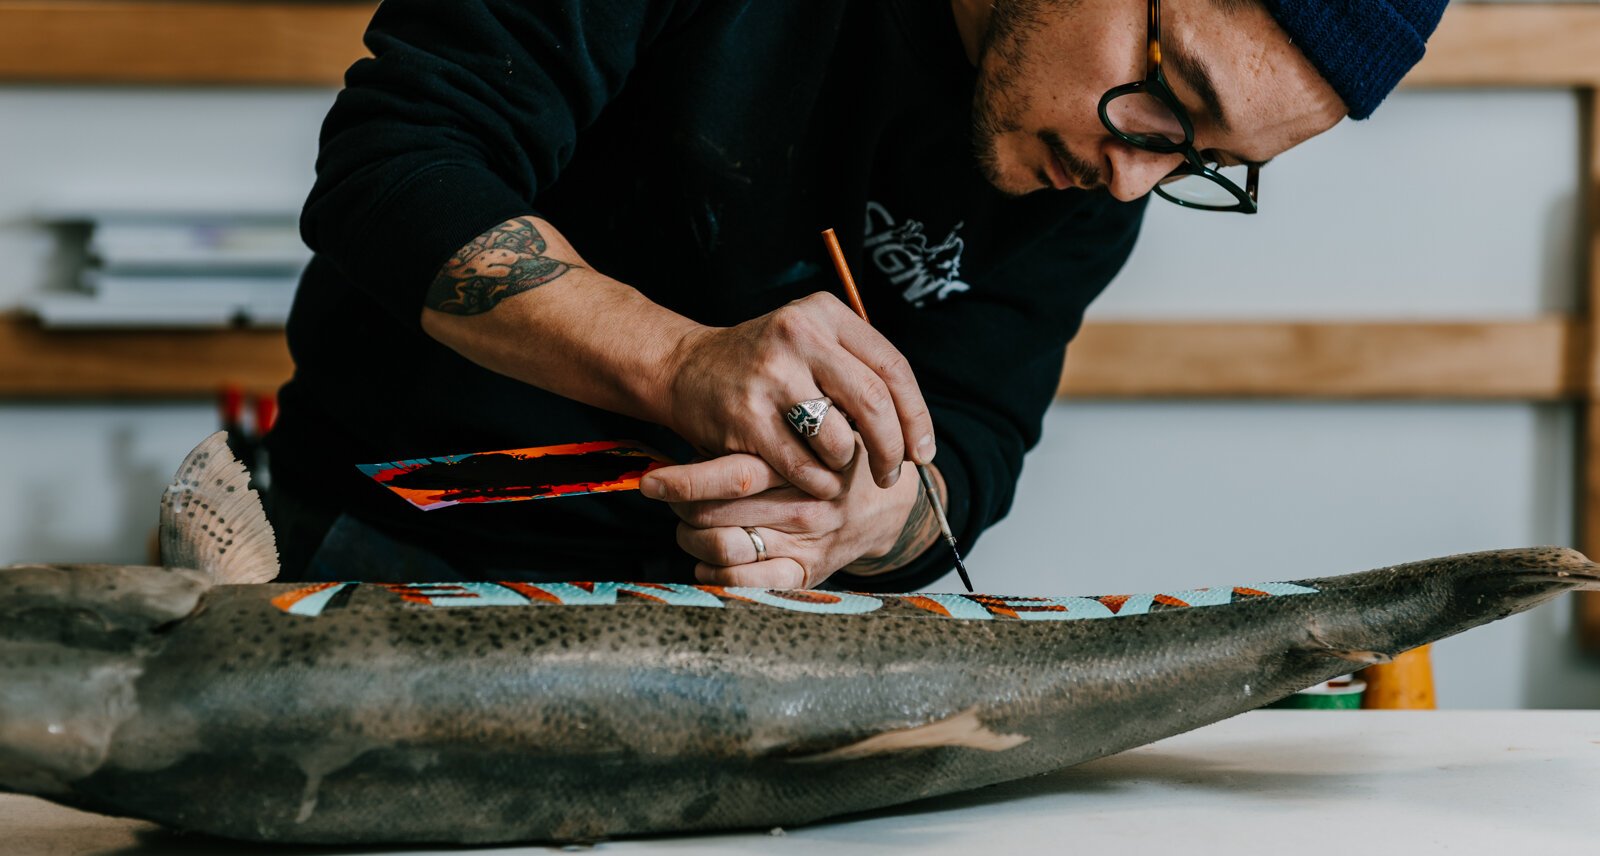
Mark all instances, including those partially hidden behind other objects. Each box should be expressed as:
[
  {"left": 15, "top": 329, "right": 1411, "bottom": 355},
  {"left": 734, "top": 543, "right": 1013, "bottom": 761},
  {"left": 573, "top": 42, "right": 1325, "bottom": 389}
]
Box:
[{"left": 863, "top": 201, "right": 972, "bottom": 307}]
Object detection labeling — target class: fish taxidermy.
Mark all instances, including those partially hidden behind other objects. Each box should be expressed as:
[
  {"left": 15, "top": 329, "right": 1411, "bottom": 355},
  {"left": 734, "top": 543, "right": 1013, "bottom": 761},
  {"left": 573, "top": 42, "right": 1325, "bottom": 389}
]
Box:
[{"left": 0, "top": 433, "right": 1594, "bottom": 844}]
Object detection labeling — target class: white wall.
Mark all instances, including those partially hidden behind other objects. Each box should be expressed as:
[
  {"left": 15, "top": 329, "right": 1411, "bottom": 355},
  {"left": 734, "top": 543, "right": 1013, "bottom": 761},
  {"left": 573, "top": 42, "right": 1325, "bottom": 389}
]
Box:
[{"left": 1, "top": 84, "right": 1597, "bottom": 707}]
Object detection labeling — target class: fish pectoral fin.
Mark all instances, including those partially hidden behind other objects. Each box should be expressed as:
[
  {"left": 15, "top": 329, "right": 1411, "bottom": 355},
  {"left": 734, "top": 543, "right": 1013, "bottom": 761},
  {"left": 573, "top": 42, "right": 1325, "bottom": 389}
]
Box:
[
  {"left": 160, "top": 432, "right": 280, "bottom": 584},
  {"left": 788, "top": 707, "right": 1029, "bottom": 764},
  {"left": 1303, "top": 646, "right": 1394, "bottom": 667}
]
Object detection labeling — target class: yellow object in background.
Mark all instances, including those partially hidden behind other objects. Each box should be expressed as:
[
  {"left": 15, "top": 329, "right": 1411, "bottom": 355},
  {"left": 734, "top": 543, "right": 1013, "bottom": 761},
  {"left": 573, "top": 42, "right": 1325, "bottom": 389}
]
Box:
[{"left": 1360, "top": 644, "right": 1437, "bottom": 709}]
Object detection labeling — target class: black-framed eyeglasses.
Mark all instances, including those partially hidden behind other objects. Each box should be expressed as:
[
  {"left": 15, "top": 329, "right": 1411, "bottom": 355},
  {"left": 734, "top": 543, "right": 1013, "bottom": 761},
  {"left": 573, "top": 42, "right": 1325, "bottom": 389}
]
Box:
[{"left": 1097, "top": 0, "right": 1260, "bottom": 213}]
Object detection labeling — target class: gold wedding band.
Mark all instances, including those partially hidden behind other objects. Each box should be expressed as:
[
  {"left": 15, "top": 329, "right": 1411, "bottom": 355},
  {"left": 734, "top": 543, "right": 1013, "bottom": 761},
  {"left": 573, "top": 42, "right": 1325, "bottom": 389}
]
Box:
[{"left": 742, "top": 527, "right": 767, "bottom": 563}]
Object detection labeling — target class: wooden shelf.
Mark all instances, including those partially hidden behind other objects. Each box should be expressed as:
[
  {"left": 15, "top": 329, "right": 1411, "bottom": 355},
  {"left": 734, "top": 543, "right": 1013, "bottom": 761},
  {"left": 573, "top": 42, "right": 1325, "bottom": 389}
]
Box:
[
  {"left": 0, "top": 2, "right": 1594, "bottom": 88},
  {"left": 1061, "top": 318, "right": 1587, "bottom": 400},
  {"left": 0, "top": 313, "right": 292, "bottom": 398},
  {"left": 2, "top": 312, "right": 1583, "bottom": 401},
  {"left": 1408, "top": 4, "right": 1600, "bottom": 88},
  {"left": 0, "top": 1, "right": 378, "bottom": 86}
]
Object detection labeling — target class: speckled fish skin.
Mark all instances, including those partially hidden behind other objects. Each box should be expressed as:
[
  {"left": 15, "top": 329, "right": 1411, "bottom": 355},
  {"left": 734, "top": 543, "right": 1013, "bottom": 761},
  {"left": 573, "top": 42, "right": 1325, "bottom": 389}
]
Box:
[{"left": 1, "top": 547, "right": 1596, "bottom": 844}]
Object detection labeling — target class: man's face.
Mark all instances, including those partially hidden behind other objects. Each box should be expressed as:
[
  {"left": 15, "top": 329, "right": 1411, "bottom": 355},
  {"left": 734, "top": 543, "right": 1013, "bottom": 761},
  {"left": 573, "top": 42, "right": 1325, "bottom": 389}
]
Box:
[{"left": 971, "top": 0, "right": 1347, "bottom": 199}]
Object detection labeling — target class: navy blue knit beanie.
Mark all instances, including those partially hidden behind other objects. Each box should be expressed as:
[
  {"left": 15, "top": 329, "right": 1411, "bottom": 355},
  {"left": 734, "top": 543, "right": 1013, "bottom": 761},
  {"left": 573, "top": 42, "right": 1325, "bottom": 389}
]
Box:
[{"left": 1263, "top": 0, "right": 1451, "bottom": 120}]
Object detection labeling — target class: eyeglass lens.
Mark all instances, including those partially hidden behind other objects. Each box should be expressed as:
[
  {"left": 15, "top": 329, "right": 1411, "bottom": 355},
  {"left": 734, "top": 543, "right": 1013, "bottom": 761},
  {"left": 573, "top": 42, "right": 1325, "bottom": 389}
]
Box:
[
  {"left": 1107, "top": 89, "right": 1252, "bottom": 209},
  {"left": 1157, "top": 168, "right": 1249, "bottom": 207},
  {"left": 1103, "top": 90, "right": 1186, "bottom": 147}
]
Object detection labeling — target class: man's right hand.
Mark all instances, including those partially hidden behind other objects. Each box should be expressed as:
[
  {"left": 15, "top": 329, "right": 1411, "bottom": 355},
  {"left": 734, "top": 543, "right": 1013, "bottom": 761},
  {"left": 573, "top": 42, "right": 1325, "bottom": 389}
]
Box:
[
  {"left": 420, "top": 215, "right": 937, "bottom": 500},
  {"left": 662, "top": 292, "right": 937, "bottom": 500}
]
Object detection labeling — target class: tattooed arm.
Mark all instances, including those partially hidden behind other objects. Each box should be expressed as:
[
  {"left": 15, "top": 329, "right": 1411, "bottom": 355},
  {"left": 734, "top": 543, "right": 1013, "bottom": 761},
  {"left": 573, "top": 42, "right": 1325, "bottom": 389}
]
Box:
[
  {"left": 423, "top": 216, "right": 576, "bottom": 316},
  {"left": 419, "top": 215, "right": 705, "bottom": 426}
]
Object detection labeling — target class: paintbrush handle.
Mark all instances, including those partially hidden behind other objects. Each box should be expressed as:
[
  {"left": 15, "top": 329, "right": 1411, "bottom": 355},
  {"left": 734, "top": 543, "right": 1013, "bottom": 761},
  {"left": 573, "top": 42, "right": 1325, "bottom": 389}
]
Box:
[
  {"left": 821, "top": 228, "right": 870, "bottom": 322},
  {"left": 820, "top": 228, "right": 972, "bottom": 591},
  {"left": 917, "top": 464, "right": 955, "bottom": 542}
]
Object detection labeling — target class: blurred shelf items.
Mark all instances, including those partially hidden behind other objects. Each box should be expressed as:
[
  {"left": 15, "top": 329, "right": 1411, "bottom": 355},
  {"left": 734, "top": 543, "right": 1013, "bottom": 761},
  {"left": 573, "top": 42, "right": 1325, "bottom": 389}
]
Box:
[{"left": 26, "top": 209, "right": 307, "bottom": 329}]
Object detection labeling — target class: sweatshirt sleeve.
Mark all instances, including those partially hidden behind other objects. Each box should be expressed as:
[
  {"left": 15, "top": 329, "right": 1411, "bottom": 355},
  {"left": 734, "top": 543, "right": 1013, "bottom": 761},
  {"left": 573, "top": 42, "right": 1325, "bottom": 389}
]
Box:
[
  {"left": 832, "top": 195, "right": 1148, "bottom": 593},
  {"left": 301, "top": 0, "right": 701, "bottom": 325}
]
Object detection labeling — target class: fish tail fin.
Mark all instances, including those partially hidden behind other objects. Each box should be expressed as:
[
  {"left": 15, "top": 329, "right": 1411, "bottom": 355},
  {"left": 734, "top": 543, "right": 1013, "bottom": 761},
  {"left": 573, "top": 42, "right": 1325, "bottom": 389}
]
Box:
[
  {"left": 1510, "top": 547, "right": 1600, "bottom": 589},
  {"left": 159, "top": 431, "right": 279, "bottom": 584}
]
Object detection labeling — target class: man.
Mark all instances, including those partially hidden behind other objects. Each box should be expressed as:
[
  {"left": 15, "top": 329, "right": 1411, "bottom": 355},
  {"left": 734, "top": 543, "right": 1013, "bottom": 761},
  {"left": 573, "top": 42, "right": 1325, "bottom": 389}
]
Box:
[{"left": 266, "top": 0, "right": 1447, "bottom": 590}]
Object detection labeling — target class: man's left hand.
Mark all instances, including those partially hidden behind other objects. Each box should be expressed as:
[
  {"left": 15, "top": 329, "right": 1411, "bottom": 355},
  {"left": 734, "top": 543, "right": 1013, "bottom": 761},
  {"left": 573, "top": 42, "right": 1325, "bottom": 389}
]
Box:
[{"left": 640, "top": 444, "right": 935, "bottom": 588}]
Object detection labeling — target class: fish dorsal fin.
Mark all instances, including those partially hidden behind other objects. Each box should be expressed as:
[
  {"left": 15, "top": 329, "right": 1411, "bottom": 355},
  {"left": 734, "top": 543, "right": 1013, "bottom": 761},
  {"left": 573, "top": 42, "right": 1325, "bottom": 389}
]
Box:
[{"left": 159, "top": 431, "right": 279, "bottom": 584}]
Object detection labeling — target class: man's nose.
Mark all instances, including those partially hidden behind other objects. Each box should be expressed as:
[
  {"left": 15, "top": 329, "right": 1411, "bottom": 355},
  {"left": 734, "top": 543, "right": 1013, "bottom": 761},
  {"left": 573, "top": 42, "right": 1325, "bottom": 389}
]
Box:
[{"left": 1106, "top": 145, "right": 1185, "bottom": 203}]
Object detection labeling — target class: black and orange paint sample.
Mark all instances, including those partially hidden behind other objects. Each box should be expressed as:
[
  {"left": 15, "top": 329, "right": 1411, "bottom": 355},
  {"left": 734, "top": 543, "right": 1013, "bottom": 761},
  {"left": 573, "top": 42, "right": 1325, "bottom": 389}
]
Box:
[{"left": 357, "top": 440, "right": 675, "bottom": 511}]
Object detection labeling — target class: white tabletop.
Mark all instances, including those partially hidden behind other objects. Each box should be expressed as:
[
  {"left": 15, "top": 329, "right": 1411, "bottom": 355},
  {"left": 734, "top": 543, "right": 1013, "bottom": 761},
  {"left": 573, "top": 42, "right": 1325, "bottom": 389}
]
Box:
[{"left": 6, "top": 711, "right": 1598, "bottom": 855}]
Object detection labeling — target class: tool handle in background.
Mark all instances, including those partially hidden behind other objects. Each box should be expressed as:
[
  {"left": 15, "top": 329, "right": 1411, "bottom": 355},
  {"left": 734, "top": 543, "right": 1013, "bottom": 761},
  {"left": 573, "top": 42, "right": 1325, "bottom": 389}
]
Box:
[
  {"left": 248, "top": 392, "right": 277, "bottom": 494},
  {"left": 1360, "top": 644, "right": 1437, "bottom": 709}
]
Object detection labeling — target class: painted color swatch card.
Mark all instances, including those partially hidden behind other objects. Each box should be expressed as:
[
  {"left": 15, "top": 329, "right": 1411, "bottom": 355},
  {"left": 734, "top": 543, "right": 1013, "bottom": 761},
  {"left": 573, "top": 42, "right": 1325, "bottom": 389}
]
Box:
[{"left": 358, "top": 440, "right": 675, "bottom": 511}]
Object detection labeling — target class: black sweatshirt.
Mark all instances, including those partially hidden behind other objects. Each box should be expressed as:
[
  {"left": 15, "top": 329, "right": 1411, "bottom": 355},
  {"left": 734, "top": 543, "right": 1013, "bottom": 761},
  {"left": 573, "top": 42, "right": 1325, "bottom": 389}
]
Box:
[{"left": 267, "top": 0, "right": 1148, "bottom": 591}]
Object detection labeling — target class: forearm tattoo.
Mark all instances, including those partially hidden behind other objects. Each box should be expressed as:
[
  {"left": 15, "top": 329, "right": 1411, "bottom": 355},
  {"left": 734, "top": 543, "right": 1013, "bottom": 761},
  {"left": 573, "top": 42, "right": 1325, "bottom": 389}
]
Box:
[
  {"left": 845, "top": 468, "right": 944, "bottom": 577},
  {"left": 424, "top": 216, "right": 580, "bottom": 315}
]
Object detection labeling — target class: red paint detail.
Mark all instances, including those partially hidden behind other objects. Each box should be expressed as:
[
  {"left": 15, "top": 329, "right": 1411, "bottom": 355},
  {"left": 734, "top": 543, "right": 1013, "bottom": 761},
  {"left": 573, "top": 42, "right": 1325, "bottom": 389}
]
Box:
[
  {"left": 380, "top": 583, "right": 473, "bottom": 605},
  {"left": 615, "top": 584, "right": 679, "bottom": 604},
  {"left": 1233, "top": 587, "right": 1270, "bottom": 598},
  {"left": 765, "top": 590, "right": 841, "bottom": 604},
  {"left": 270, "top": 582, "right": 338, "bottom": 611},
  {"left": 366, "top": 462, "right": 427, "bottom": 485},
  {"left": 1098, "top": 594, "right": 1131, "bottom": 614},
  {"left": 500, "top": 581, "right": 562, "bottom": 603},
  {"left": 362, "top": 440, "right": 674, "bottom": 505},
  {"left": 1154, "top": 594, "right": 1190, "bottom": 608},
  {"left": 972, "top": 595, "right": 1067, "bottom": 616},
  {"left": 701, "top": 586, "right": 756, "bottom": 606},
  {"left": 968, "top": 595, "right": 1019, "bottom": 619},
  {"left": 901, "top": 595, "right": 953, "bottom": 617}
]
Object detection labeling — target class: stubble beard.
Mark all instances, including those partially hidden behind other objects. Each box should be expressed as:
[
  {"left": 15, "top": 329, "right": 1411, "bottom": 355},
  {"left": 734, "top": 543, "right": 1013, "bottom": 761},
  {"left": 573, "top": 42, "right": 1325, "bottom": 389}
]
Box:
[{"left": 970, "top": 0, "right": 1051, "bottom": 197}]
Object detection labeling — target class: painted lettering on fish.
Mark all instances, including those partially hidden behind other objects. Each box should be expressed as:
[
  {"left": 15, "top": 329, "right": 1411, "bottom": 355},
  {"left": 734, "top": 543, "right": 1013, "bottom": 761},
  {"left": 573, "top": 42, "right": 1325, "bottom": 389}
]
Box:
[{"left": 270, "top": 580, "right": 1319, "bottom": 619}]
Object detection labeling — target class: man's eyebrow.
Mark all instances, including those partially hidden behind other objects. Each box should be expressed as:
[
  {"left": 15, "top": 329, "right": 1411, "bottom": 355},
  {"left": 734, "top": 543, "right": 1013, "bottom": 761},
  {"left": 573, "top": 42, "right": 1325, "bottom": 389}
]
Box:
[{"left": 1162, "top": 34, "right": 1231, "bottom": 135}]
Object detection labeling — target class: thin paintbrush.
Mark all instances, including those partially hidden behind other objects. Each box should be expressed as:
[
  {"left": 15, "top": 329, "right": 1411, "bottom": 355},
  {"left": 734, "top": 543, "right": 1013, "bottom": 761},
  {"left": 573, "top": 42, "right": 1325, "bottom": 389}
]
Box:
[{"left": 819, "top": 228, "right": 974, "bottom": 592}]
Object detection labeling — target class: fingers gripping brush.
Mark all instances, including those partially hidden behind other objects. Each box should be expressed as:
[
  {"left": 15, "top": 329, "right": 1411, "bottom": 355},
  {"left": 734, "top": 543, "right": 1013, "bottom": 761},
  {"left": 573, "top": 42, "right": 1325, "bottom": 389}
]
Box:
[{"left": 820, "top": 228, "right": 974, "bottom": 592}]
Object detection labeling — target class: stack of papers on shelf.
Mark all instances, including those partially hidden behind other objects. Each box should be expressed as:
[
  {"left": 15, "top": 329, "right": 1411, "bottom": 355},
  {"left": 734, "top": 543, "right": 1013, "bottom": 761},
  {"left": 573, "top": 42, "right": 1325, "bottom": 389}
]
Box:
[{"left": 26, "top": 211, "right": 309, "bottom": 329}]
